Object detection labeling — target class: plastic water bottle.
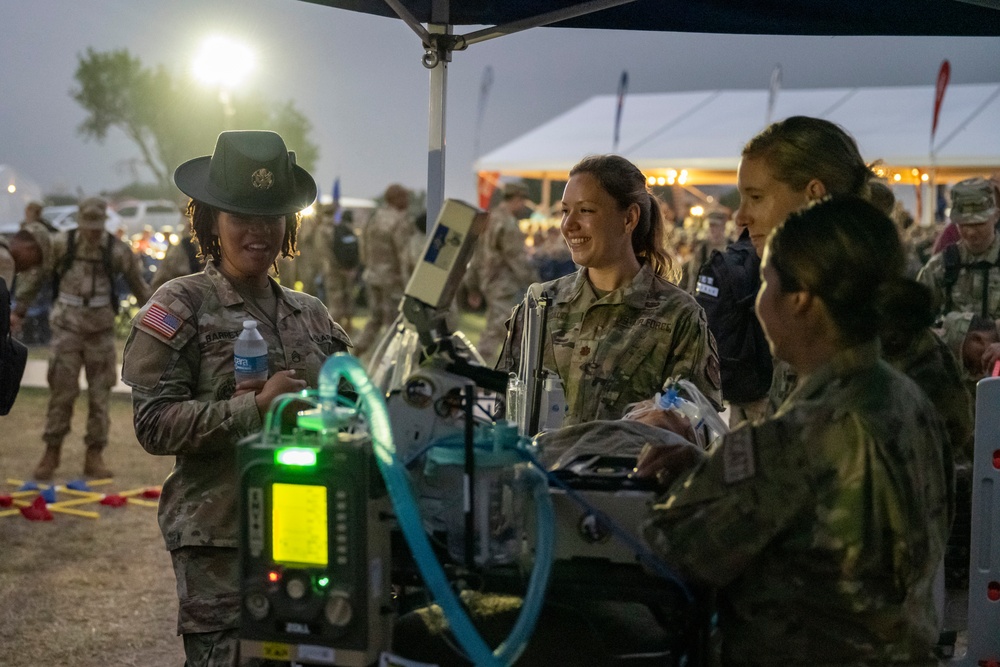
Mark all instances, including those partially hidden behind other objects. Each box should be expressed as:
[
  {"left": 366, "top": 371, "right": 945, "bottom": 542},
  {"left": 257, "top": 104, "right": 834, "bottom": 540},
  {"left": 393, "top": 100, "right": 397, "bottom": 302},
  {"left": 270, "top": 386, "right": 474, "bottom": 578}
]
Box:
[{"left": 234, "top": 320, "right": 268, "bottom": 383}]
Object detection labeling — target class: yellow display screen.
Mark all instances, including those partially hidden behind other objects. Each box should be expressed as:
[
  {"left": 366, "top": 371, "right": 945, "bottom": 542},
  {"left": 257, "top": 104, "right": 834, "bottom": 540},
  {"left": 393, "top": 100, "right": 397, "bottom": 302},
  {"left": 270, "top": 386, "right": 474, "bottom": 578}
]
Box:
[{"left": 271, "top": 483, "right": 328, "bottom": 566}]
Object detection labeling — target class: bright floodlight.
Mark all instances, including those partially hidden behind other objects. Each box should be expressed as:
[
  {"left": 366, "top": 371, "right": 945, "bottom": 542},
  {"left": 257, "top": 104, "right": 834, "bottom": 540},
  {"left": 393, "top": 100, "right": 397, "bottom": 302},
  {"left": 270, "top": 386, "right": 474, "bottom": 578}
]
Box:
[{"left": 193, "top": 36, "right": 255, "bottom": 88}]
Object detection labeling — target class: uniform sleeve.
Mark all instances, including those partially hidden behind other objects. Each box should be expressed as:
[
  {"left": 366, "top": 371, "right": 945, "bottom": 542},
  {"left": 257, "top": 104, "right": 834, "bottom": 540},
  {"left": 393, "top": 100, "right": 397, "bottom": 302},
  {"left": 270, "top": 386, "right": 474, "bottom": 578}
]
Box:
[
  {"left": 643, "top": 419, "right": 812, "bottom": 587},
  {"left": 664, "top": 303, "right": 722, "bottom": 409},
  {"left": 393, "top": 214, "right": 417, "bottom": 280},
  {"left": 915, "top": 254, "right": 944, "bottom": 316},
  {"left": 121, "top": 295, "right": 262, "bottom": 457},
  {"left": 13, "top": 234, "right": 66, "bottom": 316},
  {"left": 115, "top": 239, "right": 152, "bottom": 306},
  {"left": 499, "top": 220, "right": 537, "bottom": 287}
]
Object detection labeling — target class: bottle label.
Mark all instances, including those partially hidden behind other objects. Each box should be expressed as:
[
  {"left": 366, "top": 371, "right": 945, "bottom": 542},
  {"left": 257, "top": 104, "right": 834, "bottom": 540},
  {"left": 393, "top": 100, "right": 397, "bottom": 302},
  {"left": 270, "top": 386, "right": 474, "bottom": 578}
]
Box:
[{"left": 235, "top": 355, "right": 268, "bottom": 374}]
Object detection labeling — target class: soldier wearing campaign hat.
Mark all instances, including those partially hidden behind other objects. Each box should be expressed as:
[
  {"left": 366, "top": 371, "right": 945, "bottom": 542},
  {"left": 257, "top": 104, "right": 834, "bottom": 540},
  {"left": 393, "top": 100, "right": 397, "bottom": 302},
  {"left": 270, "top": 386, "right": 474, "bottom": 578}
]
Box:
[
  {"left": 121, "top": 130, "right": 350, "bottom": 666},
  {"left": 918, "top": 177, "right": 1000, "bottom": 320},
  {"left": 19, "top": 196, "right": 150, "bottom": 481}
]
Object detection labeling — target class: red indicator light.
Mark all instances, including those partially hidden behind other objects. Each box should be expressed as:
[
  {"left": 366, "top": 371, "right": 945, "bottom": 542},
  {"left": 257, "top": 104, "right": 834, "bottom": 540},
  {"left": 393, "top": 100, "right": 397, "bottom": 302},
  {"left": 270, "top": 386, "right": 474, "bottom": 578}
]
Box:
[
  {"left": 988, "top": 581, "right": 1000, "bottom": 602},
  {"left": 268, "top": 570, "right": 281, "bottom": 584},
  {"left": 992, "top": 450, "right": 1000, "bottom": 470}
]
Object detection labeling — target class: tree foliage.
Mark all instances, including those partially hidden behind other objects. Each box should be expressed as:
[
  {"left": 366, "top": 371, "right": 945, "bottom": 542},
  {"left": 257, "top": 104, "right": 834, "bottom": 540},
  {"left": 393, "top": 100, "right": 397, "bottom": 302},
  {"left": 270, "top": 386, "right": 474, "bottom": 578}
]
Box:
[{"left": 72, "top": 47, "right": 318, "bottom": 194}]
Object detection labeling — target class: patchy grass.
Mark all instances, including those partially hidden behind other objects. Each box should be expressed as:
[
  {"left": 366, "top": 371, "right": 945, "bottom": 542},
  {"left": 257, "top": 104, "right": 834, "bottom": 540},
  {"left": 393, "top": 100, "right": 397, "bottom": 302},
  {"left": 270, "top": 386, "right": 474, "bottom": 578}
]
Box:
[
  {"left": 0, "top": 307, "right": 488, "bottom": 667},
  {"left": 0, "top": 388, "right": 184, "bottom": 667}
]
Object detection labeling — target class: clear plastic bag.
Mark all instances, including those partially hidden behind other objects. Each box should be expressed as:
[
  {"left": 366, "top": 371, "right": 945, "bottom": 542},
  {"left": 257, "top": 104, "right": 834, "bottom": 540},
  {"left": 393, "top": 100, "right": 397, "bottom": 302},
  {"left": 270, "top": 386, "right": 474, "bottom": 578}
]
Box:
[{"left": 622, "top": 377, "right": 728, "bottom": 450}]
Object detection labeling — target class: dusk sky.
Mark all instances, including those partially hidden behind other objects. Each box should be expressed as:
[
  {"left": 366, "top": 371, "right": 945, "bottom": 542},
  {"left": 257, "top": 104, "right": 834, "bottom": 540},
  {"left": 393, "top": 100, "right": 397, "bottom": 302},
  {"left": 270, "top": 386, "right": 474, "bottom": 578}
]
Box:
[{"left": 2, "top": 0, "right": 997, "bottom": 207}]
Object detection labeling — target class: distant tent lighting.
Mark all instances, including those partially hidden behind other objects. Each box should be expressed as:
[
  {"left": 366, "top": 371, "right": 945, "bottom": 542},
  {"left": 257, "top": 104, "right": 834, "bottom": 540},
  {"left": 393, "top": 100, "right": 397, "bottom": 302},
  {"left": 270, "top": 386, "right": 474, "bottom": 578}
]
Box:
[
  {"left": 7, "top": 185, "right": 15, "bottom": 194},
  {"left": 656, "top": 176, "right": 666, "bottom": 186},
  {"left": 921, "top": 174, "right": 930, "bottom": 182},
  {"left": 893, "top": 174, "right": 902, "bottom": 182},
  {"left": 690, "top": 205, "right": 705, "bottom": 217},
  {"left": 647, "top": 176, "right": 656, "bottom": 186}
]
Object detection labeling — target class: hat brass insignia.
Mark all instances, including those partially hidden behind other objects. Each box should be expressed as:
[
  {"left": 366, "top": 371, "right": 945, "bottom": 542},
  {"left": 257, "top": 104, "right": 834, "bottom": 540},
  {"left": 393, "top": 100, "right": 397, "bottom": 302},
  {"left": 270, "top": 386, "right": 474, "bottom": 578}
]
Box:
[{"left": 251, "top": 168, "right": 274, "bottom": 190}]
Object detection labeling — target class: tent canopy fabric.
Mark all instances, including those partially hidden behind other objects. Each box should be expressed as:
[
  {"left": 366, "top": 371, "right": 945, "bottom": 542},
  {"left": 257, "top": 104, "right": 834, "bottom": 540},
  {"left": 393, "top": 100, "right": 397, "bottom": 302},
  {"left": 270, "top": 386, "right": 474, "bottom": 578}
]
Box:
[
  {"left": 473, "top": 83, "right": 1000, "bottom": 185},
  {"left": 302, "top": 0, "right": 1000, "bottom": 36}
]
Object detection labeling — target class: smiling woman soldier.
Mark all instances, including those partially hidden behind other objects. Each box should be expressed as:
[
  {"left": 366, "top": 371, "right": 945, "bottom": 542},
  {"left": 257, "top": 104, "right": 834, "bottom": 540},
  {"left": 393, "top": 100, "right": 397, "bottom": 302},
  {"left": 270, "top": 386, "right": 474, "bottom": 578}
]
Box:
[{"left": 121, "top": 130, "right": 350, "bottom": 666}]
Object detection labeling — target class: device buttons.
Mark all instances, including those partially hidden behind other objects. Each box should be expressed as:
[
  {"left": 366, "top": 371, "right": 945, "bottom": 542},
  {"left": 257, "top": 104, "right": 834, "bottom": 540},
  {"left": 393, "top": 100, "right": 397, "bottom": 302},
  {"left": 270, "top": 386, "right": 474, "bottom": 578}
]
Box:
[
  {"left": 324, "top": 591, "right": 353, "bottom": 628},
  {"left": 286, "top": 577, "right": 308, "bottom": 600},
  {"left": 245, "top": 592, "right": 270, "bottom": 620}
]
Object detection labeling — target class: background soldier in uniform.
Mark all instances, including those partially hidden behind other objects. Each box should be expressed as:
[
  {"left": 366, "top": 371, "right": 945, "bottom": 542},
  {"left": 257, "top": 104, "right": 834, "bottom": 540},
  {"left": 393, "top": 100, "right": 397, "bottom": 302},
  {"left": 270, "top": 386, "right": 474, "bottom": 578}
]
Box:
[
  {"left": 917, "top": 177, "right": 1000, "bottom": 321},
  {"left": 465, "top": 182, "right": 538, "bottom": 363},
  {"left": 317, "top": 204, "right": 360, "bottom": 336},
  {"left": 150, "top": 222, "right": 205, "bottom": 291},
  {"left": 18, "top": 197, "right": 151, "bottom": 480},
  {"left": 353, "top": 183, "right": 414, "bottom": 356}
]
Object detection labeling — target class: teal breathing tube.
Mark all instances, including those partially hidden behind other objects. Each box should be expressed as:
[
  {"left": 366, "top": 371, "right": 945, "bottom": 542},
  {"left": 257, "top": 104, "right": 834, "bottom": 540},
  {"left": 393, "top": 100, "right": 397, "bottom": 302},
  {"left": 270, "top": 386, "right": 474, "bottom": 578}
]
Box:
[{"left": 318, "top": 353, "right": 555, "bottom": 666}]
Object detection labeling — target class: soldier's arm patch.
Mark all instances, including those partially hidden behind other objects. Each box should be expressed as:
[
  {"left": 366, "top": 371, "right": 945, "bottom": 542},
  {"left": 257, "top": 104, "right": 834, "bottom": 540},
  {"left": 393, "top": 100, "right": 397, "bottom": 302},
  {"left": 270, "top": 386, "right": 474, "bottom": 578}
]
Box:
[
  {"left": 140, "top": 302, "right": 182, "bottom": 339},
  {"left": 722, "top": 427, "right": 756, "bottom": 484}
]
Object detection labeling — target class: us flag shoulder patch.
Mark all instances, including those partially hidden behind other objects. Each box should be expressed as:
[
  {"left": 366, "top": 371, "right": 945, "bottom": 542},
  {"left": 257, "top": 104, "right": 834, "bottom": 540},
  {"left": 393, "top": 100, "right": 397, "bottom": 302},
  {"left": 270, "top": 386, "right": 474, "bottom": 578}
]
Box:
[{"left": 141, "top": 303, "right": 182, "bottom": 339}]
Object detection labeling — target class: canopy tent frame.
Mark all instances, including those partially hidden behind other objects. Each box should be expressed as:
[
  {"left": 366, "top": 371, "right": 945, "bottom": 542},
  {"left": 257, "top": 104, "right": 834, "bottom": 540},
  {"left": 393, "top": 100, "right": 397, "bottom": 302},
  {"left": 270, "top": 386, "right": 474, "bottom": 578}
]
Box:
[{"left": 303, "top": 0, "right": 1000, "bottom": 222}]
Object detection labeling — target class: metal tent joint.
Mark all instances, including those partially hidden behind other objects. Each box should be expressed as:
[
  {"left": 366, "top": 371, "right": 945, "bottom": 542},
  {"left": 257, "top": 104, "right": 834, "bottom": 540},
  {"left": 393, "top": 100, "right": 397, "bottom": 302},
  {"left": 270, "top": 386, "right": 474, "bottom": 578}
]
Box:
[{"left": 421, "top": 32, "right": 467, "bottom": 68}]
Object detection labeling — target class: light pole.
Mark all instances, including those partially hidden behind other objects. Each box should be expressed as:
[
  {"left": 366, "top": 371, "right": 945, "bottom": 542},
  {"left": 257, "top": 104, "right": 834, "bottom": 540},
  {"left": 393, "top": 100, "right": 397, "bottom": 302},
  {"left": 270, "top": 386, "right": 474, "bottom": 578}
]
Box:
[{"left": 192, "top": 36, "right": 255, "bottom": 129}]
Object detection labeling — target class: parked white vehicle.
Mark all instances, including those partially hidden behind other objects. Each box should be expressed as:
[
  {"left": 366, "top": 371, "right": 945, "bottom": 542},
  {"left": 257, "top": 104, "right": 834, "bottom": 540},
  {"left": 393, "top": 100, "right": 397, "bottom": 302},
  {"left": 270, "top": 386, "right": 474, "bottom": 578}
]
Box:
[
  {"left": 114, "top": 199, "right": 184, "bottom": 237},
  {"left": 40, "top": 205, "right": 124, "bottom": 234}
]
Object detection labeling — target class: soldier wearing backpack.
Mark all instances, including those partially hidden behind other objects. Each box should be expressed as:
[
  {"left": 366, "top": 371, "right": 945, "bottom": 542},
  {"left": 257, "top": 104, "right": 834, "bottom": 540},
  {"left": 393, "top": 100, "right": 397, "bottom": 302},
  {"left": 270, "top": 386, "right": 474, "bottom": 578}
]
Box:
[
  {"left": 319, "top": 204, "right": 361, "bottom": 335},
  {"left": 917, "top": 178, "right": 1000, "bottom": 322},
  {"left": 16, "top": 197, "right": 151, "bottom": 480}
]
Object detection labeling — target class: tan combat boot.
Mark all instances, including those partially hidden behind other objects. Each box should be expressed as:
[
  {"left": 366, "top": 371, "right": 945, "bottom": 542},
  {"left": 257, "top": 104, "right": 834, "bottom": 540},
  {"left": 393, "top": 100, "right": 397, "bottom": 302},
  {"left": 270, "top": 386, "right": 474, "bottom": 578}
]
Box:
[
  {"left": 33, "top": 447, "right": 62, "bottom": 481},
  {"left": 83, "top": 447, "right": 113, "bottom": 478}
]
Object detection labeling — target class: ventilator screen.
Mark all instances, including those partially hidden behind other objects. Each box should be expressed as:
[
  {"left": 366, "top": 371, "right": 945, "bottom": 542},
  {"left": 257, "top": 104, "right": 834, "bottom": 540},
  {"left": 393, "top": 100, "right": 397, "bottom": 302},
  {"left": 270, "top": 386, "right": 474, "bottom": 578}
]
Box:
[{"left": 271, "top": 483, "right": 328, "bottom": 566}]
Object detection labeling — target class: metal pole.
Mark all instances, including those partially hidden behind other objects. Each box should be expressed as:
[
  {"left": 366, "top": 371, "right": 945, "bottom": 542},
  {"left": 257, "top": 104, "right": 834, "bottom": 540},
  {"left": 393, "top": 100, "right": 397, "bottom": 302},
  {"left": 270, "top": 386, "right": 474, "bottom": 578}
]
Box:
[{"left": 425, "top": 23, "right": 449, "bottom": 228}]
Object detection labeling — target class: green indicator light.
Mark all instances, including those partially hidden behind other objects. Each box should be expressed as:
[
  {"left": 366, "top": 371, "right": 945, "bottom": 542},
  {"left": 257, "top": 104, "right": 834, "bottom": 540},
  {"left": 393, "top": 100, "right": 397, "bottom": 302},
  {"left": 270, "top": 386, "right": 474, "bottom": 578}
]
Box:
[
  {"left": 317, "top": 576, "right": 330, "bottom": 588},
  {"left": 275, "top": 447, "right": 318, "bottom": 467}
]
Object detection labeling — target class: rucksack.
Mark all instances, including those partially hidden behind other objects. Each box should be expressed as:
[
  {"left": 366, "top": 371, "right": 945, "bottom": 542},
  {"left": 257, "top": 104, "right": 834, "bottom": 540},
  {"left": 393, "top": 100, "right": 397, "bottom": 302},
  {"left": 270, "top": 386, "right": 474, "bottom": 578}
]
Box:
[
  {"left": 0, "top": 277, "right": 28, "bottom": 415},
  {"left": 53, "top": 229, "right": 119, "bottom": 314},
  {"left": 694, "top": 230, "right": 773, "bottom": 404},
  {"left": 940, "top": 242, "right": 1000, "bottom": 318},
  {"left": 330, "top": 221, "right": 360, "bottom": 269}
]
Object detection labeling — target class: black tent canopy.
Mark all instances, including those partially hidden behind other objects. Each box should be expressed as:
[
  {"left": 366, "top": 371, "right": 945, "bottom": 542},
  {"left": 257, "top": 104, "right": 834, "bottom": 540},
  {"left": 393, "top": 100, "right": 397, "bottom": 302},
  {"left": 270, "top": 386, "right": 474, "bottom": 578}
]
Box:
[{"left": 301, "top": 0, "right": 1000, "bottom": 220}]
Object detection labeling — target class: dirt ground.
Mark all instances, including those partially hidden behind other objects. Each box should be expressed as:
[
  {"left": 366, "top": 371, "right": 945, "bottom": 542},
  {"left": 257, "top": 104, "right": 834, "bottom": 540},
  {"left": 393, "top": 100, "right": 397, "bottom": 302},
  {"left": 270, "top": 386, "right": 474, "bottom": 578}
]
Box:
[{"left": 0, "top": 388, "right": 186, "bottom": 667}]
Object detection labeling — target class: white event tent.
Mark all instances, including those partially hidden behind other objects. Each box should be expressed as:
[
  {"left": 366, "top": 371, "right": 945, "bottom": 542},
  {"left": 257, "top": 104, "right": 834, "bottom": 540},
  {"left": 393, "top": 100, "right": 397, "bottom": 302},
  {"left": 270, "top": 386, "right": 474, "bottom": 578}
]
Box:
[{"left": 474, "top": 83, "right": 1000, "bottom": 195}]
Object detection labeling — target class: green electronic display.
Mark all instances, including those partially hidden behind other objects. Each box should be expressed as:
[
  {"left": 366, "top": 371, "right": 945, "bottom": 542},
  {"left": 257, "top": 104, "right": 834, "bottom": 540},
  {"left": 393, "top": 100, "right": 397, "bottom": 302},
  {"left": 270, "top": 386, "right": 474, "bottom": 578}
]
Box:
[{"left": 271, "top": 482, "right": 328, "bottom": 566}]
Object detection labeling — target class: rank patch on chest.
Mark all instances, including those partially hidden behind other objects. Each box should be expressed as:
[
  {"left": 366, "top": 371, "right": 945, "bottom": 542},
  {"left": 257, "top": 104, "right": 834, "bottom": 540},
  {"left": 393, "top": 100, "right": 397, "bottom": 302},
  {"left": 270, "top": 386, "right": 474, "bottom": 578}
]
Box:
[
  {"left": 722, "top": 427, "right": 756, "bottom": 484},
  {"left": 141, "top": 303, "right": 182, "bottom": 339}
]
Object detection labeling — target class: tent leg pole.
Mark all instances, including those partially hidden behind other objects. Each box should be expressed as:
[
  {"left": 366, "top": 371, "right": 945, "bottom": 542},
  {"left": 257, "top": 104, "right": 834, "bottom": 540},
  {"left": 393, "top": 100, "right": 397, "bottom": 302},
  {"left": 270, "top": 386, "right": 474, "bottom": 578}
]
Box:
[{"left": 426, "top": 23, "right": 449, "bottom": 227}]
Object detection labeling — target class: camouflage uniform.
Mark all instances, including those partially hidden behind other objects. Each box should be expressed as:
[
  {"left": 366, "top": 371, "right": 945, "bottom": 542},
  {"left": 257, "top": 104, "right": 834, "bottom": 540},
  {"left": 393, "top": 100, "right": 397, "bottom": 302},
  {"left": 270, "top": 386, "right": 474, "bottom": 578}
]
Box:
[
  {"left": 917, "top": 234, "right": 1000, "bottom": 320},
  {"left": 885, "top": 328, "right": 973, "bottom": 465},
  {"left": 498, "top": 263, "right": 721, "bottom": 426},
  {"left": 317, "top": 218, "right": 360, "bottom": 334},
  {"left": 120, "top": 262, "right": 349, "bottom": 660},
  {"left": 466, "top": 207, "right": 538, "bottom": 361},
  {"left": 0, "top": 237, "right": 13, "bottom": 287},
  {"left": 150, "top": 229, "right": 203, "bottom": 291},
  {"left": 644, "top": 341, "right": 952, "bottom": 666},
  {"left": 18, "top": 229, "right": 150, "bottom": 458},
  {"left": 353, "top": 204, "right": 414, "bottom": 353}
]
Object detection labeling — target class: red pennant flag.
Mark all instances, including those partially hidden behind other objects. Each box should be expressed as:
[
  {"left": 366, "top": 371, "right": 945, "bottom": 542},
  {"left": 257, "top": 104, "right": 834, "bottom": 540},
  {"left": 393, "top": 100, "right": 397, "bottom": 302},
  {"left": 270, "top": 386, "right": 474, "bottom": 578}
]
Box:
[
  {"left": 478, "top": 172, "right": 500, "bottom": 210},
  {"left": 931, "top": 60, "right": 950, "bottom": 145}
]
